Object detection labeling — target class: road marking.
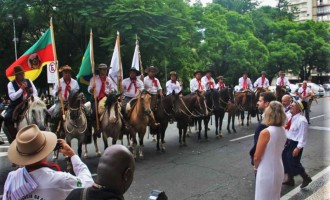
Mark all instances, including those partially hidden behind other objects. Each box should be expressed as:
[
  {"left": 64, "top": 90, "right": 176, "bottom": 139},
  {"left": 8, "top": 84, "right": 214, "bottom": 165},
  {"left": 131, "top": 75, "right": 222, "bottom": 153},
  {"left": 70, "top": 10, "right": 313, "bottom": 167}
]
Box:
[
  {"left": 309, "top": 126, "right": 330, "bottom": 132},
  {"left": 229, "top": 134, "right": 254, "bottom": 142},
  {"left": 310, "top": 115, "right": 324, "bottom": 120},
  {"left": 280, "top": 165, "right": 330, "bottom": 200},
  {"left": 0, "top": 152, "right": 8, "bottom": 157}
]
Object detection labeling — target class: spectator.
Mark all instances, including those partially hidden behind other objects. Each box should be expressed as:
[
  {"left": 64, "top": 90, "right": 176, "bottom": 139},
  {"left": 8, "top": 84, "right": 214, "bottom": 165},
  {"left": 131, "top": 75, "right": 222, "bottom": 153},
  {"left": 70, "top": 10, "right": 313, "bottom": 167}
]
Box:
[
  {"left": 281, "top": 94, "right": 292, "bottom": 120},
  {"left": 254, "top": 101, "right": 287, "bottom": 200},
  {"left": 3, "top": 124, "right": 94, "bottom": 200},
  {"left": 66, "top": 144, "right": 135, "bottom": 200}
]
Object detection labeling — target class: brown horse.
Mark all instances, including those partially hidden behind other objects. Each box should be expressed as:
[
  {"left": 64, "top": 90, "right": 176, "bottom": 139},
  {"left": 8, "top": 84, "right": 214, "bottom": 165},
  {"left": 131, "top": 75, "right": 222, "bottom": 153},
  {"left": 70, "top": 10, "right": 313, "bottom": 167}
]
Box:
[
  {"left": 235, "top": 90, "right": 258, "bottom": 126},
  {"left": 126, "top": 90, "right": 152, "bottom": 159},
  {"left": 175, "top": 91, "right": 208, "bottom": 146},
  {"left": 275, "top": 86, "right": 287, "bottom": 102}
]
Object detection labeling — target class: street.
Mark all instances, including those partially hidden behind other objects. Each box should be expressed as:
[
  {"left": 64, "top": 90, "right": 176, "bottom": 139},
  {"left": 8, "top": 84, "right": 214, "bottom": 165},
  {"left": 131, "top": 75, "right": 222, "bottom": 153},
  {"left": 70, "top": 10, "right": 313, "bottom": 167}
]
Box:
[{"left": 0, "top": 97, "right": 329, "bottom": 200}]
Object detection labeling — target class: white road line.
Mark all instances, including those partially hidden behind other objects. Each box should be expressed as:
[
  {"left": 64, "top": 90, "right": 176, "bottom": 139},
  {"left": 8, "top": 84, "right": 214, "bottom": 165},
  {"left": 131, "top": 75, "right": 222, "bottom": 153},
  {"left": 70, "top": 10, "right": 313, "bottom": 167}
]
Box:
[
  {"left": 229, "top": 134, "right": 254, "bottom": 142},
  {"left": 309, "top": 126, "right": 330, "bottom": 132},
  {"left": 0, "top": 152, "right": 8, "bottom": 157},
  {"left": 310, "top": 115, "right": 325, "bottom": 120},
  {"left": 280, "top": 165, "right": 330, "bottom": 200}
]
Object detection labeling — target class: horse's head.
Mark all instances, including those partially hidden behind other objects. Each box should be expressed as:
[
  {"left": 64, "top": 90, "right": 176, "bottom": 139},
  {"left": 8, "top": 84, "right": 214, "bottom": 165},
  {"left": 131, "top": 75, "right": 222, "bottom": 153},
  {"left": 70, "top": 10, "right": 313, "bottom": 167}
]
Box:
[
  {"left": 195, "top": 91, "right": 209, "bottom": 117},
  {"left": 276, "top": 86, "right": 286, "bottom": 101},
  {"left": 105, "top": 93, "right": 121, "bottom": 112},
  {"left": 68, "top": 89, "right": 84, "bottom": 108},
  {"left": 28, "top": 96, "right": 48, "bottom": 130},
  {"left": 139, "top": 90, "right": 152, "bottom": 115},
  {"left": 206, "top": 89, "right": 220, "bottom": 111}
]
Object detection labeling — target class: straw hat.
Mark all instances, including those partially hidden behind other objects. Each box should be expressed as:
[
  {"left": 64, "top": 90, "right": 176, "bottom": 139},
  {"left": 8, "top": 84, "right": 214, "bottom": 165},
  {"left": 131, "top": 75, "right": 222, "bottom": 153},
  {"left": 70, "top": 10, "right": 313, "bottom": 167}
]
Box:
[
  {"left": 169, "top": 71, "right": 177, "bottom": 76},
  {"left": 59, "top": 65, "right": 73, "bottom": 73},
  {"left": 261, "top": 71, "right": 266, "bottom": 75},
  {"left": 216, "top": 76, "right": 224, "bottom": 80},
  {"left": 128, "top": 68, "right": 141, "bottom": 76},
  {"left": 97, "top": 63, "right": 109, "bottom": 70},
  {"left": 14, "top": 66, "right": 25, "bottom": 75},
  {"left": 294, "top": 99, "right": 304, "bottom": 113},
  {"left": 193, "top": 70, "right": 203, "bottom": 76},
  {"left": 8, "top": 124, "right": 57, "bottom": 166},
  {"left": 242, "top": 71, "right": 249, "bottom": 75},
  {"left": 145, "top": 66, "right": 159, "bottom": 74},
  {"left": 279, "top": 71, "right": 285, "bottom": 75}
]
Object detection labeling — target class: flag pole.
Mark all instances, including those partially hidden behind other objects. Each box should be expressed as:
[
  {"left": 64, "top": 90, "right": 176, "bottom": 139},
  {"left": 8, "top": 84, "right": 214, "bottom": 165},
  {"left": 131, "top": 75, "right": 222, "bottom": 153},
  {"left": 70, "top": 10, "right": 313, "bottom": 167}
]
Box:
[
  {"left": 137, "top": 35, "right": 144, "bottom": 76},
  {"left": 117, "top": 32, "right": 123, "bottom": 102},
  {"left": 50, "top": 18, "right": 65, "bottom": 121},
  {"left": 90, "top": 30, "right": 99, "bottom": 131}
]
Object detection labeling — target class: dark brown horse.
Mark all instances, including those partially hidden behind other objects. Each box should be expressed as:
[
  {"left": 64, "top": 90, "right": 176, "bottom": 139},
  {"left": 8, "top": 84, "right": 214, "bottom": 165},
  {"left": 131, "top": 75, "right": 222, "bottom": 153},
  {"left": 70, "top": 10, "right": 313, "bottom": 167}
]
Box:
[
  {"left": 235, "top": 90, "right": 258, "bottom": 126},
  {"left": 275, "top": 85, "right": 287, "bottom": 102},
  {"left": 174, "top": 91, "right": 208, "bottom": 146}
]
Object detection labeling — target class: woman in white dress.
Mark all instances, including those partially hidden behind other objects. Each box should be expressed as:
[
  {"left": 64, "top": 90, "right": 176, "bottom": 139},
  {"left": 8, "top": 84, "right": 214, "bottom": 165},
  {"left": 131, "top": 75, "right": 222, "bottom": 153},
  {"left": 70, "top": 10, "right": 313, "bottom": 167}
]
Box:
[{"left": 254, "top": 101, "right": 287, "bottom": 200}]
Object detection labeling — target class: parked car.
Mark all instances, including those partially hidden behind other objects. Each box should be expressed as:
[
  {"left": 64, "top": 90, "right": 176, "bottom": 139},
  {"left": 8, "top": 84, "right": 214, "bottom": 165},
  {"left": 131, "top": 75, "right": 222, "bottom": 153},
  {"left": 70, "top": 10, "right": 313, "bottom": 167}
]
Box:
[
  {"left": 296, "top": 82, "right": 325, "bottom": 97},
  {"left": 323, "top": 83, "right": 330, "bottom": 91}
]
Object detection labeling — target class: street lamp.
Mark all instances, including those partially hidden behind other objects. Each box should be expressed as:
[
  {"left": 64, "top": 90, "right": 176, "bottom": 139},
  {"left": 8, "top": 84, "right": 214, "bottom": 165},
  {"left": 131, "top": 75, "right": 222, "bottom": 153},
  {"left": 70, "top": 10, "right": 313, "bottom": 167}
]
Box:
[{"left": 7, "top": 14, "right": 22, "bottom": 60}]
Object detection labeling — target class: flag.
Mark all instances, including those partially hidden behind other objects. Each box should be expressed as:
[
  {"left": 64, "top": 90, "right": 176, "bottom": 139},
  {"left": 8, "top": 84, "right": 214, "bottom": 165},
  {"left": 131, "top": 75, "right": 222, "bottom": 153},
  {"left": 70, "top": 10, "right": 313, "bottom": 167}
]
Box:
[
  {"left": 6, "top": 28, "right": 54, "bottom": 81},
  {"left": 77, "top": 40, "right": 92, "bottom": 85},
  {"left": 108, "top": 32, "right": 122, "bottom": 89},
  {"left": 131, "top": 40, "right": 140, "bottom": 71}
]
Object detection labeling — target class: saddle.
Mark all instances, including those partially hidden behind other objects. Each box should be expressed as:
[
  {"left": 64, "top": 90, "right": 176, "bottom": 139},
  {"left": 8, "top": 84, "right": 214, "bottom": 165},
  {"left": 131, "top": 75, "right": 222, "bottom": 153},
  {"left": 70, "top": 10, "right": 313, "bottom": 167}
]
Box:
[
  {"left": 123, "top": 98, "right": 138, "bottom": 120},
  {"left": 12, "top": 100, "right": 29, "bottom": 123}
]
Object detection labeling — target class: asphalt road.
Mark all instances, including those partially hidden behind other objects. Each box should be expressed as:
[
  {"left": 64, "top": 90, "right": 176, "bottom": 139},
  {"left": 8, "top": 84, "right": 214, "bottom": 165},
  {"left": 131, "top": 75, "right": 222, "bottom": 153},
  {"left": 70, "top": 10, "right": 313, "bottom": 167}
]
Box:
[{"left": 0, "top": 97, "right": 329, "bottom": 200}]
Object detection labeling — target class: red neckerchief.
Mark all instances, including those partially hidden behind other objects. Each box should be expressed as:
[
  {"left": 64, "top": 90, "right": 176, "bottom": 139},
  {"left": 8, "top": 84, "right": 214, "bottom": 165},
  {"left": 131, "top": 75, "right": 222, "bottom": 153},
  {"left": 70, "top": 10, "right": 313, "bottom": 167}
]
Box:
[
  {"left": 218, "top": 82, "right": 224, "bottom": 90},
  {"left": 280, "top": 78, "right": 284, "bottom": 86},
  {"left": 150, "top": 76, "right": 158, "bottom": 87},
  {"left": 128, "top": 79, "right": 137, "bottom": 93},
  {"left": 26, "top": 161, "right": 61, "bottom": 172},
  {"left": 285, "top": 115, "right": 293, "bottom": 130},
  {"left": 197, "top": 79, "right": 202, "bottom": 90},
  {"left": 302, "top": 86, "right": 306, "bottom": 96},
  {"left": 64, "top": 79, "right": 71, "bottom": 99},
  {"left": 16, "top": 80, "right": 27, "bottom": 96},
  {"left": 207, "top": 77, "right": 214, "bottom": 88},
  {"left": 243, "top": 78, "right": 248, "bottom": 89},
  {"left": 98, "top": 77, "right": 106, "bottom": 100},
  {"left": 171, "top": 80, "right": 176, "bottom": 84},
  {"left": 261, "top": 77, "right": 265, "bottom": 87}
]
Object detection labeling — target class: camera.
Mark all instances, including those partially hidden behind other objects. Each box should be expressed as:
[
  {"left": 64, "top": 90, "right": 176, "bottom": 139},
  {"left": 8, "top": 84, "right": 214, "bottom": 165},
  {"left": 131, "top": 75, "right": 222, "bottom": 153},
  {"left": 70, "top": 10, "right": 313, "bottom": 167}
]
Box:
[
  {"left": 54, "top": 141, "right": 62, "bottom": 159},
  {"left": 147, "top": 190, "right": 168, "bottom": 200}
]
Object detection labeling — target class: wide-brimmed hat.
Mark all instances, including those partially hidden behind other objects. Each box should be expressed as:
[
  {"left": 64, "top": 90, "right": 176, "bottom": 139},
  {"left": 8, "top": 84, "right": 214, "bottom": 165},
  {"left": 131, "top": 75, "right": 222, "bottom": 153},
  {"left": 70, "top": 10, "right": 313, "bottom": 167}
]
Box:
[
  {"left": 193, "top": 70, "right": 203, "bottom": 76},
  {"left": 242, "top": 71, "right": 249, "bottom": 75},
  {"left": 204, "top": 69, "right": 214, "bottom": 74},
  {"left": 8, "top": 124, "right": 57, "bottom": 166},
  {"left": 59, "top": 65, "right": 74, "bottom": 73},
  {"left": 279, "top": 71, "right": 285, "bottom": 75},
  {"left": 216, "top": 76, "right": 224, "bottom": 80},
  {"left": 128, "top": 68, "right": 141, "bottom": 76},
  {"left": 145, "top": 66, "right": 159, "bottom": 74},
  {"left": 97, "top": 63, "right": 109, "bottom": 70},
  {"left": 261, "top": 71, "right": 266, "bottom": 75},
  {"left": 14, "top": 66, "right": 25, "bottom": 75},
  {"left": 169, "top": 71, "right": 177, "bottom": 76}
]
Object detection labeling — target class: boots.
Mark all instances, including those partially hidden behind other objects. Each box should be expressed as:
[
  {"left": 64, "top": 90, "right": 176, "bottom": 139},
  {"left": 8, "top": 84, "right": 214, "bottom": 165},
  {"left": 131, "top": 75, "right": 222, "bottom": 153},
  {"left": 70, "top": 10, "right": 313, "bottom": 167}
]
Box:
[
  {"left": 283, "top": 175, "right": 295, "bottom": 186},
  {"left": 5, "top": 122, "right": 17, "bottom": 143},
  {"left": 300, "top": 172, "right": 312, "bottom": 188}
]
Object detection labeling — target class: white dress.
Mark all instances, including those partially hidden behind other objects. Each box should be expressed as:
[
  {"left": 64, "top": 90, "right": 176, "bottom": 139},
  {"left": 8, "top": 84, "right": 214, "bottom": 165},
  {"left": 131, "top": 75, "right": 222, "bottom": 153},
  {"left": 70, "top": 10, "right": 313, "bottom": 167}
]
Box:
[{"left": 255, "top": 126, "right": 287, "bottom": 200}]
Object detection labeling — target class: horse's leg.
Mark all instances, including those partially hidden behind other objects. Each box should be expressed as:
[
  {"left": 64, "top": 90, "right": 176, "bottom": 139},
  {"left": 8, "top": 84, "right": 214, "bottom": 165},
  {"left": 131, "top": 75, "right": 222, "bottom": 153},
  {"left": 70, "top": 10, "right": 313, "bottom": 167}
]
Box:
[
  {"left": 232, "top": 113, "right": 237, "bottom": 133},
  {"left": 204, "top": 117, "right": 209, "bottom": 140},
  {"left": 214, "top": 113, "right": 219, "bottom": 137},
  {"left": 138, "top": 129, "right": 145, "bottom": 158},
  {"left": 130, "top": 131, "right": 137, "bottom": 159},
  {"left": 103, "top": 132, "right": 109, "bottom": 151},
  {"left": 197, "top": 118, "right": 202, "bottom": 140},
  {"left": 178, "top": 122, "right": 183, "bottom": 146},
  {"left": 183, "top": 125, "right": 188, "bottom": 147},
  {"left": 240, "top": 111, "right": 244, "bottom": 126},
  {"left": 155, "top": 126, "right": 160, "bottom": 152},
  {"left": 160, "top": 123, "right": 167, "bottom": 152},
  {"left": 94, "top": 130, "right": 101, "bottom": 156},
  {"left": 227, "top": 113, "right": 231, "bottom": 134},
  {"left": 247, "top": 112, "right": 250, "bottom": 127},
  {"left": 219, "top": 111, "right": 225, "bottom": 136},
  {"left": 83, "top": 144, "right": 89, "bottom": 158}
]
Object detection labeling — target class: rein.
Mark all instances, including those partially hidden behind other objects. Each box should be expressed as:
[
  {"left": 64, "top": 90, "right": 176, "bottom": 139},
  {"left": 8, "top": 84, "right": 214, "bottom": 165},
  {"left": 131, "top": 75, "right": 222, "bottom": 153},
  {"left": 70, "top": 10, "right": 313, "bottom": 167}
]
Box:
[
  {"left": 178, "top": 96, "right": 200, "bottom": 118},
  {"left": 65, "top": 95, "right": 87, "bottom": 134}
]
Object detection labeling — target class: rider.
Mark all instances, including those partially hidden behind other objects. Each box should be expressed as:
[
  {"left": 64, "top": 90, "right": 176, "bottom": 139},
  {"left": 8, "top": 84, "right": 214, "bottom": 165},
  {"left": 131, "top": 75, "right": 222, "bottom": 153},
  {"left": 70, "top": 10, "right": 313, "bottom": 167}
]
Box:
[
  {"left": 215, "top": 76, "right": 226, "bottom": 91},
  {"left": 201, "top": 69, "right": 216, "bottom": 90},
  {"left": 190, "top": 70, "right": 205, "bottom": 93},
  {"left": 253, "top": 71, "right": 269, "bottom": 90},
  {"left": 122, "top": 68, "right": 144, "bottom": 105},
  {"left": 238, "top": 71, "right": 253, "bottom": 91},
  {"left": 51, "top": 65, "right": 80, "bottom": 132},
  {"left": 276, "top": 71, "right": 290, "bottom": 88},
  {"left": 88, "top": 63, "right": 116, "bottom": 122},
  {"left": 166, "top": 71, "right": 181, "bottom": 95},
  {"left": 143, "top": 66, "right": 163, "bottom": 108},
  {"left": 5, "top": 66, "right": 38, "bottom": 142}
]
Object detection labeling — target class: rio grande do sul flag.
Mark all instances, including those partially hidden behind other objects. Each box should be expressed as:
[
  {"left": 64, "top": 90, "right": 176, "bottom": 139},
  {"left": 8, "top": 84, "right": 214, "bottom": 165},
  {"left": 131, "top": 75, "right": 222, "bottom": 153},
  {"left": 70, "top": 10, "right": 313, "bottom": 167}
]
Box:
[{"left": 5, "top": 28, "right": 54, "bottom": 81}]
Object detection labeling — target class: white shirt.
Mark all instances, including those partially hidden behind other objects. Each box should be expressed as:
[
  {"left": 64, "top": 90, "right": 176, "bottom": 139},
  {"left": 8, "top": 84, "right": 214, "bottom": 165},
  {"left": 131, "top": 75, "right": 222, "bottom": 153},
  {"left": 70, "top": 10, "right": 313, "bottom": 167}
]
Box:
[
  {"left": 238, "top": 77, "right": 253, "bottom": 90},
  {"left": 87, "top": 75, "right": 117, "bottom": 96},
  {"left": 276, "top": 77, "right": 290, "bottom": 87},
  {"left": 3, "top": 155, "right": 93, "bottom": 200},
  {"left": 190, "top": 78, "right": 205, "bottom": 92},
  {"left": 144, "top": 76, "right": 162, "bottom": 94},
  {"left": 284, "top": 106, "right": 292, "bottom": 121},
  {"left": 7, "top": 79, "right": 38, "bottom": 101},
  {"left": 201, "top": 76, "right": 216, "bottom": 90},
  {"left": 53, "top": 78, "right": 80, "bottom": 101},
  {"left": 286, "top": 113, "right": 308, "bottom": 149},
  {"left": 166, "top": 80, "right": 181, "bottom": 95},
  {"left": 215, "top": 82, "right": 226, "bottom": 90},
  {"left": 297, "top": 86, "right": 311, "bottom": 102},
  {"left": 253, "top": 77, "right": 269, "bottom": 88},
  {"left": 122, "top": 78, "right": 144, "bottom": 98}
]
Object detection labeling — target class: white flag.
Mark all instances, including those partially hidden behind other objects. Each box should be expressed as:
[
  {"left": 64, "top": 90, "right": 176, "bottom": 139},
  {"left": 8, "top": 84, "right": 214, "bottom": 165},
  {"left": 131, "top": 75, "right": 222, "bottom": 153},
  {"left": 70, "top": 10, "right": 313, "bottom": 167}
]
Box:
[
  {"left": 131, "top": 41, "right": 140, "bottom": 71},
  {"left": 108, "top": 33, "right": 122, "bottom": 86}
]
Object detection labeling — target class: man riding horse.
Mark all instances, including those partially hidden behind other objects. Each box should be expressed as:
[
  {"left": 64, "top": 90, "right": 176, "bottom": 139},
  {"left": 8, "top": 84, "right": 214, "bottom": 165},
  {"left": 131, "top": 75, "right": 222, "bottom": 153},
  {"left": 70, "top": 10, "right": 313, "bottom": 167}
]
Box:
[
  {"left": 4, "top": 65, "right": 38, "bottom": 142},
  {"left": 253, "top": 71, "right": 269, "bottom": 91},
  {"left": 275, "top": 71, "right": 291, "bottom": 101},
  {"left": 201, "top": 69, "right": 216, "bottom": 90}
]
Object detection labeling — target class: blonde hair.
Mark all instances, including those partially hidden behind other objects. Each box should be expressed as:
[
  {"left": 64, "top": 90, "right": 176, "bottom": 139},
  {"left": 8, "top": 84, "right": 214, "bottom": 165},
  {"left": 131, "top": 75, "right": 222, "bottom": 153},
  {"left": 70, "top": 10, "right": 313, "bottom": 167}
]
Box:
[{"left": 262, "top": 101, "right": 286, "bottom": 127}]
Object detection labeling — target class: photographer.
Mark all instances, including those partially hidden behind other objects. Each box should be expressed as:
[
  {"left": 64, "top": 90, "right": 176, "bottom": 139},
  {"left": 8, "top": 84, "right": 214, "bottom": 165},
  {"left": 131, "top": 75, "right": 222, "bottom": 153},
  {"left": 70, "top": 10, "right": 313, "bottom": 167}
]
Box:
[{"left": 3, "top": 124, "right": 94, "bottom": 200}]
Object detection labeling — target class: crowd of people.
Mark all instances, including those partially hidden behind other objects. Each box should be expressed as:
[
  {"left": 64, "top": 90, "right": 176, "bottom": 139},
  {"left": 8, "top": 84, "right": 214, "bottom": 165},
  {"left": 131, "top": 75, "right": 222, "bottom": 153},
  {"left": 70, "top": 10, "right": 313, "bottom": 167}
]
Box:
[{"left": 1, "top": 64, "right": 316, "bottom": 199}]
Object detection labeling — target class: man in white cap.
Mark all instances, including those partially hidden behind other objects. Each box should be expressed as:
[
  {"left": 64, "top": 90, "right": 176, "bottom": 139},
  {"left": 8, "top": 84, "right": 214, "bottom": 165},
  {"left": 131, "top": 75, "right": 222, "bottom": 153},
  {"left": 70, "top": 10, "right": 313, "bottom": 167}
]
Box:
[
  {"left": 190, "top": 70, "right": 205, "bottom": 93},
  {"left": 276, "top": 71, "right": 290, "bottom": 88},
  {"left": 201, "top": 69, "right": 216, "bottom": 90},
  {"left": 238, "top": 71, "right": 253, "bottom": 91},
  {"left": 3, "top": 124, "right": 93, "bottom": 200},
  {"left": 166, "top": 71, "right": 181, "bottom": 95},
  {"left": 282, "top": 100, "right": 312, "bottom": 188},
  {"left": 253, "top": 71, "right": 269, "bottom": 90},
  {"left": 5, "top": 65, "right": 38, "bottom": 143},
  {"left": 215, "top": 76, "right": 226, "bottom": 91},
  {"left": 122, "top": 68, "right": 144, "bottom": 105}
]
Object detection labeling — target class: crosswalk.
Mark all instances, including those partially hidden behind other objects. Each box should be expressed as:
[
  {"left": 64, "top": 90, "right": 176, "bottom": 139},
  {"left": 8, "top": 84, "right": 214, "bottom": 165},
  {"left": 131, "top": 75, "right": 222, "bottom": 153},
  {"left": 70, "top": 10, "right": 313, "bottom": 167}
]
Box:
[{"left": 0, "top": 133, "right": 9, "bottom": 158}]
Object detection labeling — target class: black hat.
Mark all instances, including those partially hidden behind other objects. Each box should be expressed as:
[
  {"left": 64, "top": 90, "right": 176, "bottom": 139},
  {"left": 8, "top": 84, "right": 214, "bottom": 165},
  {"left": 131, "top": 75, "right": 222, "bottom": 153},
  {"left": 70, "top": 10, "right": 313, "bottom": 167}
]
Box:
[
  {"left": 194, "top": 70, "right": 203, "bottom": 76},
  {"left": 242, "top": 71, "right": 248, "bottom": 75},
  {"left": 145, "top": 66, "right": 159, "bottom": 74},
  {"left": 204, "top": 69, "right": 214, "bottom": 74},
  {"left": 128, "top": 68, "right": 141, "bottom": 76}
]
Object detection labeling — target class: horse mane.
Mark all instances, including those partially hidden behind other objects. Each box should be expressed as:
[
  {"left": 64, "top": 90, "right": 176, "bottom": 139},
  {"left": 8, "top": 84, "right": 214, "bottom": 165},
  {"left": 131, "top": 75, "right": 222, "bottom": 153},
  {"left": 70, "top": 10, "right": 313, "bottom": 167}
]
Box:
[{"left": 30, "top": 96, "right": 46, "bottom": 108}]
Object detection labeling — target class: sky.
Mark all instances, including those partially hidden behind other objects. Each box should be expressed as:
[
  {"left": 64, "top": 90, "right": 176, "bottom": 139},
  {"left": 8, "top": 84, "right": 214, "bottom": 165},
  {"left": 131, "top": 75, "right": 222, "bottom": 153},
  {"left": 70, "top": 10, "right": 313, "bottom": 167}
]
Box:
[{"left": 191, "top": 0, "right": 278, "bottom": 7}]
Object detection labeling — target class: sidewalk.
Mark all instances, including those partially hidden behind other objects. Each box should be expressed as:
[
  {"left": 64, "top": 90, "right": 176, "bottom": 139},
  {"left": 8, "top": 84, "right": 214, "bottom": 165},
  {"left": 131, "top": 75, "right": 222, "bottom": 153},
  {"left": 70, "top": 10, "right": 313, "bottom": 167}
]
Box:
[{"left": 281, "top": 165, "right": 330, "bottom": 200}]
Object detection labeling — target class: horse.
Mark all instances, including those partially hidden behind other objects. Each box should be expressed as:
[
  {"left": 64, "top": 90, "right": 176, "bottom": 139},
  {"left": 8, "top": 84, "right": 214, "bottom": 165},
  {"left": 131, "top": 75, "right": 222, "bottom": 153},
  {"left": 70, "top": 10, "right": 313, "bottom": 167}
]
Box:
[
  {"left": 126, "top": 90, "right": 152, "bottom": 159},
  {"left": 195, "top": 89, "right": 220, "bottom": 140},
  {"left": 63, "top": 89, "right": 91, "bottom": 161},
  {"left": 2, "top": 96, "right": 48, "bottom": 144},
  {"left": 150, "top": 92, "right": 179, "bottom": 152},
  {"left": 99, "top": 93, "right": 123, "bottom": 149},
  {"left": 275, "top": 85, "right": 287, "bottom": 102},
  {"left": 175, "top": 91, "right": 208, "bottom": 146},
  {"left": 235, "top": 90, "right": 258, "bottom": 126},
  {"left": 214, "top": 87, "right": 237, "bottom": 135}
]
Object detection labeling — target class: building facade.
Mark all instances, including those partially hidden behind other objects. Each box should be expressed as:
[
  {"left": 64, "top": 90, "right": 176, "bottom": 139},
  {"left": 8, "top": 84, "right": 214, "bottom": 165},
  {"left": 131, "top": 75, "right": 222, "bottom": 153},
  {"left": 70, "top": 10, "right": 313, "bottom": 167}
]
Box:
[
  {"left": 288, "top": 0, "right": 330, "bottom": 22},
  {"left": 313, "top": 0, "right": 330, "bottom": 22}
]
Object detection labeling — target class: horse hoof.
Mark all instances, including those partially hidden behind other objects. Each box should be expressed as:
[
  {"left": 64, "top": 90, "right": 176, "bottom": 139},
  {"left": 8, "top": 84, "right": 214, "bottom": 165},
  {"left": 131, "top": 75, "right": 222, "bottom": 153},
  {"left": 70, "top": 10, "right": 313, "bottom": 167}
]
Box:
[
  {"left": 96, "top": 152, "right": 101, "bottom": 157},
  {"left": 83, "top": 154, "right": 88, "bottom": 159}
]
